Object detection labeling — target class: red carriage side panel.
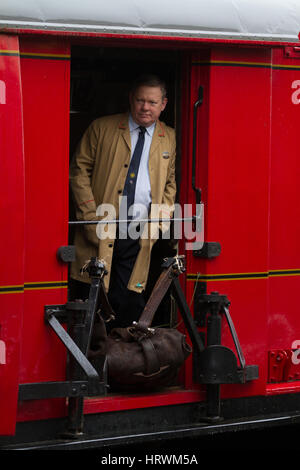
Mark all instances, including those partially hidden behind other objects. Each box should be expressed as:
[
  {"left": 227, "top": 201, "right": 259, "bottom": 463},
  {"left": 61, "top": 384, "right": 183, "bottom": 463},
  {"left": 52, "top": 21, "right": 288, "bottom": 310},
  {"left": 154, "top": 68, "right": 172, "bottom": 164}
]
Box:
[
  {"left": 0, "top": 35, "right": 25, "bottom": 435},
  {"left": 266, "top": 48, "right": 300, "bottom": 387},
  {"left": 16, "top": 38, "right": 70, "bottom": 422},
  {"left": 182, "top": 47, "right": 272, "bottom": 397}
]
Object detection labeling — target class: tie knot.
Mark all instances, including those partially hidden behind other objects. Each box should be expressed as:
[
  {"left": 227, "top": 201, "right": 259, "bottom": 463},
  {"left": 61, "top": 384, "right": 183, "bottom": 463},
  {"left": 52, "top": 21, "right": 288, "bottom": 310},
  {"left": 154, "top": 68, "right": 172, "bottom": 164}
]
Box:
[{"left": 139, "top": 126, "right": 146, "bottom": 135}]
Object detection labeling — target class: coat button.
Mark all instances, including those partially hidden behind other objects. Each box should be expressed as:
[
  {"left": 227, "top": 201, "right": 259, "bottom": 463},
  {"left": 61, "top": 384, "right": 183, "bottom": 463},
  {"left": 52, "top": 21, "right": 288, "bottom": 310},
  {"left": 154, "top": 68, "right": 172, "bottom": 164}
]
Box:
[
  {"left": 118, "top": 189, "right": 122, "bottom": 194},
  {"left": 108, "top": 243, "right": 113, "bottom": 247},
  {"left": 124, "top": 163, "right": 128, "bottom": 168}
]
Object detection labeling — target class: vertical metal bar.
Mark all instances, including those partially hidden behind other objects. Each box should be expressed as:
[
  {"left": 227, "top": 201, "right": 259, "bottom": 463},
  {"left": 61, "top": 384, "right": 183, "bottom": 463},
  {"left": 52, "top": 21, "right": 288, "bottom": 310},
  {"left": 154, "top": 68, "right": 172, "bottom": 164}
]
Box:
[
  {"left": 66, "top": 395, "right": 85, "bottom": 437},
  {"left": 81, "top": 277, "right": 101, "bottom": 355},
  {"left": 205, "top": 302, "right": 222, "bottom": 420},
  {"left": 66, "top": 276, "right": 101, "bottom": 437},
  {"left": 171, "top": 277, "right": 205, "bottom": 354},
  {"left": 206, "top": 384, "right": 221, "bottom": 420},
  {"left": 192, "top": 85, "right": 203, "bottom": 205},
  {"left": 66, "top": 309, "right": 86, "bottom": 437}
]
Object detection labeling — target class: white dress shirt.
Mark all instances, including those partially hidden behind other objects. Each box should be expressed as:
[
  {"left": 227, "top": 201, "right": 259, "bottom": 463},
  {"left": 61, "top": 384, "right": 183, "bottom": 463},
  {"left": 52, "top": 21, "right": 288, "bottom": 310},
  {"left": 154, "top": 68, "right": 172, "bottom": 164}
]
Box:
[{"left": 128, "top": 114, "right": 154, "bottom": 218}]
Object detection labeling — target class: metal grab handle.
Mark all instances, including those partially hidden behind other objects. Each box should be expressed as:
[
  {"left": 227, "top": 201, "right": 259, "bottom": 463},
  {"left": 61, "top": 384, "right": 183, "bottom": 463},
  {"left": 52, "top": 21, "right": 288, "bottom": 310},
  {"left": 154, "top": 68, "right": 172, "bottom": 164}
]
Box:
[{"left": 192, "top": 85, "right": 203, "bottom": 205}]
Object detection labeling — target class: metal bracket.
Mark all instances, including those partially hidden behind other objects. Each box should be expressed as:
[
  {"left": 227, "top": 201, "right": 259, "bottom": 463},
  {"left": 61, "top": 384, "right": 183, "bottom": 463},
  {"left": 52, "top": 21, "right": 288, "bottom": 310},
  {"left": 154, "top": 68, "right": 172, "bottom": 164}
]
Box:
[
  {"left": 193, "top": 241, "right": 221, "bottom": 259},
  {"left": 18, "top": 259, "right": 109, "bottom": 406},
  {"left": 57, "top": 245, "right": 76, "bottom": 263},
  {"left": 19, "top": 379, "right": 106, "bottom": 401},
  {"left": 194, "top": 345, "right": 258, "bottom": 385},
  {"left": 191, "top": 289, "right": 259, "bottom": 421},
  {"left": 19, "top": 304, "right": 107, "bottom": 401},
  {"left": 45, "top": 308, "right": 101, "bottom": 388},
  {"left": 192, "top": 291, "right": 258, "bottom": 384}
]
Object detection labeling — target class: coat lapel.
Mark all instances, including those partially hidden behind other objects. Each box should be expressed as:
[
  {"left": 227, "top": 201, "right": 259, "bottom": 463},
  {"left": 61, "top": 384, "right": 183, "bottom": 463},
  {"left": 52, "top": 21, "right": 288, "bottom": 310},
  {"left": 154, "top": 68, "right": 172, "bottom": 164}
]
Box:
[
  {"left": 118, "top": 113, "right": 131, "bottom": 151},
  {"left": 149, "top": 120, "right": 165, "bottom": 157}
]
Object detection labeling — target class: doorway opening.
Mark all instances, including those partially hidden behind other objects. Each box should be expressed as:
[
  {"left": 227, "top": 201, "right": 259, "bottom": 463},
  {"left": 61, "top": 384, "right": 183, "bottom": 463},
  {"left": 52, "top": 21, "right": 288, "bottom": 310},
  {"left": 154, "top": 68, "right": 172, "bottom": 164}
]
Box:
[{"left": 68, "top": 44, "right": 182, "bottom": 327}]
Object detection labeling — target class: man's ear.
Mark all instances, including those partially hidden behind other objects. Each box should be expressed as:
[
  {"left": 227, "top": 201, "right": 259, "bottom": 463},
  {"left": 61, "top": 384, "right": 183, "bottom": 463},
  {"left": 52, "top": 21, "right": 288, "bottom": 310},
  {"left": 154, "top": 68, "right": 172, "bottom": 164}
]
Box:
[{"left": 161, "top": 97, "right": 168, "bottom": 111}]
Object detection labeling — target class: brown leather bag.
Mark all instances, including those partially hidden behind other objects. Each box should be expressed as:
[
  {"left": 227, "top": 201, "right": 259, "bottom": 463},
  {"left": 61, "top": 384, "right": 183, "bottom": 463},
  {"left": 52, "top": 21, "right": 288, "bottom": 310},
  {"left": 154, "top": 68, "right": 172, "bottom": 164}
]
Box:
[{"left": 89, "top": 258, "right": 192, "bottom": 391}]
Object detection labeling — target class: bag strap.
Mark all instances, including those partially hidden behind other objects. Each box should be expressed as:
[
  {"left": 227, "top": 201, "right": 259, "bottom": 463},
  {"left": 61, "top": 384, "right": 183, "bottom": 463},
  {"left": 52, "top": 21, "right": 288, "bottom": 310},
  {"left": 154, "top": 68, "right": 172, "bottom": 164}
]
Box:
[
  {"left": 130, "top": 257, "right": 185, "bottom": 375},
  {"left": 135, "top": 256, "right": 185, "bottom": 331},
  {"left": 139, "top": 338, "right": 161, "bottom": 375},
  {"left": 99, "top": 280, "right": 116, "bottom": 322}
]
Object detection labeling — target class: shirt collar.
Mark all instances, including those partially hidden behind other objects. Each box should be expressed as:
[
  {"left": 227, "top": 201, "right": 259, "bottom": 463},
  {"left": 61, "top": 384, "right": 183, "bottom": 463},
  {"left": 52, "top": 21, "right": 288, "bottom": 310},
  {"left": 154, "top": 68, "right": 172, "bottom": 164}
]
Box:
[{"left": 129, "top": 114, "right": 156, "bottom": 137}]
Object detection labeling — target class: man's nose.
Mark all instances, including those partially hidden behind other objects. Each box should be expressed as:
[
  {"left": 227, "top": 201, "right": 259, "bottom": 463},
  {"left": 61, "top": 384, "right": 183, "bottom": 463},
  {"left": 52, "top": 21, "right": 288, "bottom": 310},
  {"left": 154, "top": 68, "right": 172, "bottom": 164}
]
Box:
[{"left": 141, "top": 101, "right": 150, "bottom": 110}]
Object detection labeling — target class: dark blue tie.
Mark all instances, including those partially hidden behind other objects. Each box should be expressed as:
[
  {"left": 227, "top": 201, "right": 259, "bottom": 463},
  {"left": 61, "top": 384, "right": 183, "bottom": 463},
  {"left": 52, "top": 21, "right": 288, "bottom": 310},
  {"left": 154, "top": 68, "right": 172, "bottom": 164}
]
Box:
[{"left": 123, "top": 126, "right": 146, "bottom": 217}]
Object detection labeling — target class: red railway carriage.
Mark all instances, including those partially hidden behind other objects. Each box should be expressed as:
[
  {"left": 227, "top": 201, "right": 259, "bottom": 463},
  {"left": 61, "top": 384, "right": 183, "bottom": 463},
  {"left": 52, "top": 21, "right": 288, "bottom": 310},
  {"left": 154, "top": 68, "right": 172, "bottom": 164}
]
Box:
[{"left": 1, "top": 0, "right": 300, "bottom": 450}]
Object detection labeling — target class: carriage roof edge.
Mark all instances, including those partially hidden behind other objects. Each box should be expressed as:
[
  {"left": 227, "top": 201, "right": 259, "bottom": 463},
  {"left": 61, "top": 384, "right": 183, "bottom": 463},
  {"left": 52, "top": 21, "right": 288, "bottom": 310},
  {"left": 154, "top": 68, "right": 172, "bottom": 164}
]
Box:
[{"left": 0, "top": 0, "right": 299, "bottom": 43}]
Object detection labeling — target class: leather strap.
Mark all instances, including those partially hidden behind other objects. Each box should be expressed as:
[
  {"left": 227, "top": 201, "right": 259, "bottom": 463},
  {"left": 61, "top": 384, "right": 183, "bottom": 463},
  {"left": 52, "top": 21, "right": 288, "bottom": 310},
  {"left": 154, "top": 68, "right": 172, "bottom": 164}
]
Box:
[
  {"left": 137, "top": 263, "right": 175, "bottom": 330},
  {"left": 133, "top": 259, "right": 182, "bottom": 375},
  {"left": 139, "top": 337, "right": 161, "bottom": 375},
  {"left": 99, "top": 280, "right": 116, "bottom": 322}
]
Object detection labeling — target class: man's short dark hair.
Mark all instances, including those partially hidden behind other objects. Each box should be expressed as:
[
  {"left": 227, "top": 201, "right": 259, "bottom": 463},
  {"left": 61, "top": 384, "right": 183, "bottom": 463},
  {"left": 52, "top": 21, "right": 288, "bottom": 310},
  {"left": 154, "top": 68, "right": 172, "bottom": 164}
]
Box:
[{"left": 130, "top": 74, "right": 167, "bottom": 100}]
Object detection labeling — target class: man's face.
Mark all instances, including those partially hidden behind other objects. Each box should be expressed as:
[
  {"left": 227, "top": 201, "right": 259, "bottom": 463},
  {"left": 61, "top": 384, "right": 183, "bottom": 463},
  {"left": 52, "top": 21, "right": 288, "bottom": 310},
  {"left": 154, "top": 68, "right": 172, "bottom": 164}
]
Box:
[{"left": 129, "top": 85, "right": 167, "bottom": 127}]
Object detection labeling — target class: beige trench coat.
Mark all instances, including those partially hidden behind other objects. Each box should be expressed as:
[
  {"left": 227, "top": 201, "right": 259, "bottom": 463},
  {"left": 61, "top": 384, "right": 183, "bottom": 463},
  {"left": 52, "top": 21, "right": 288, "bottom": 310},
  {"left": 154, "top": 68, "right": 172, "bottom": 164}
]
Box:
[{"left": 69, "top": 112, "right": 176, "bottom": 293}]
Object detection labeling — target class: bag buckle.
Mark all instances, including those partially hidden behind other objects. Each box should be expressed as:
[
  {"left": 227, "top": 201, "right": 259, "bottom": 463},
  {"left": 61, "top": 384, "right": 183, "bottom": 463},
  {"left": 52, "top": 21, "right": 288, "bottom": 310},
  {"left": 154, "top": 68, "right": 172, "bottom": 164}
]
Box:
[
  {"left": 132, "top": 321, "right": 155, "bottom": 339},
  {"left": 173, "top": 255, "right": 185, "bottom": 274}
]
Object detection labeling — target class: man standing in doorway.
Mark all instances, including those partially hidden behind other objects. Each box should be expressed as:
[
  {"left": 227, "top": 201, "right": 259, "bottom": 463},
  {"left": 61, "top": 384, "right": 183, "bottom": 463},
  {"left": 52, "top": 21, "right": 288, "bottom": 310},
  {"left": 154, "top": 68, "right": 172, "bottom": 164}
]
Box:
[{"left": 69, "top": 74, "right": 176, "bottom": 327}]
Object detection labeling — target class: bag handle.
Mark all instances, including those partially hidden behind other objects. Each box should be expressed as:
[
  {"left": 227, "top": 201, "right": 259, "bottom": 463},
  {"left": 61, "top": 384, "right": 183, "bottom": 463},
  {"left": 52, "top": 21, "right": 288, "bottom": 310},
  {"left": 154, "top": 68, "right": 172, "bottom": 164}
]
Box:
[{"left": 134, "top": 256, "right": 185, "bottom": 331}]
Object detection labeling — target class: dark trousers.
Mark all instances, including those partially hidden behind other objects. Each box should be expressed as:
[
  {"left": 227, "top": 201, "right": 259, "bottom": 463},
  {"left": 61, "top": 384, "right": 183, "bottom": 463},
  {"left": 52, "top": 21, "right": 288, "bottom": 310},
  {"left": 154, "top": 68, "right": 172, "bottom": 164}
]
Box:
[
  {"left": 107, "top": 236, "right": 145, "bottom": 328},
  {"left": 69, "top": 237, "right": 145, "bottom": 329}
]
